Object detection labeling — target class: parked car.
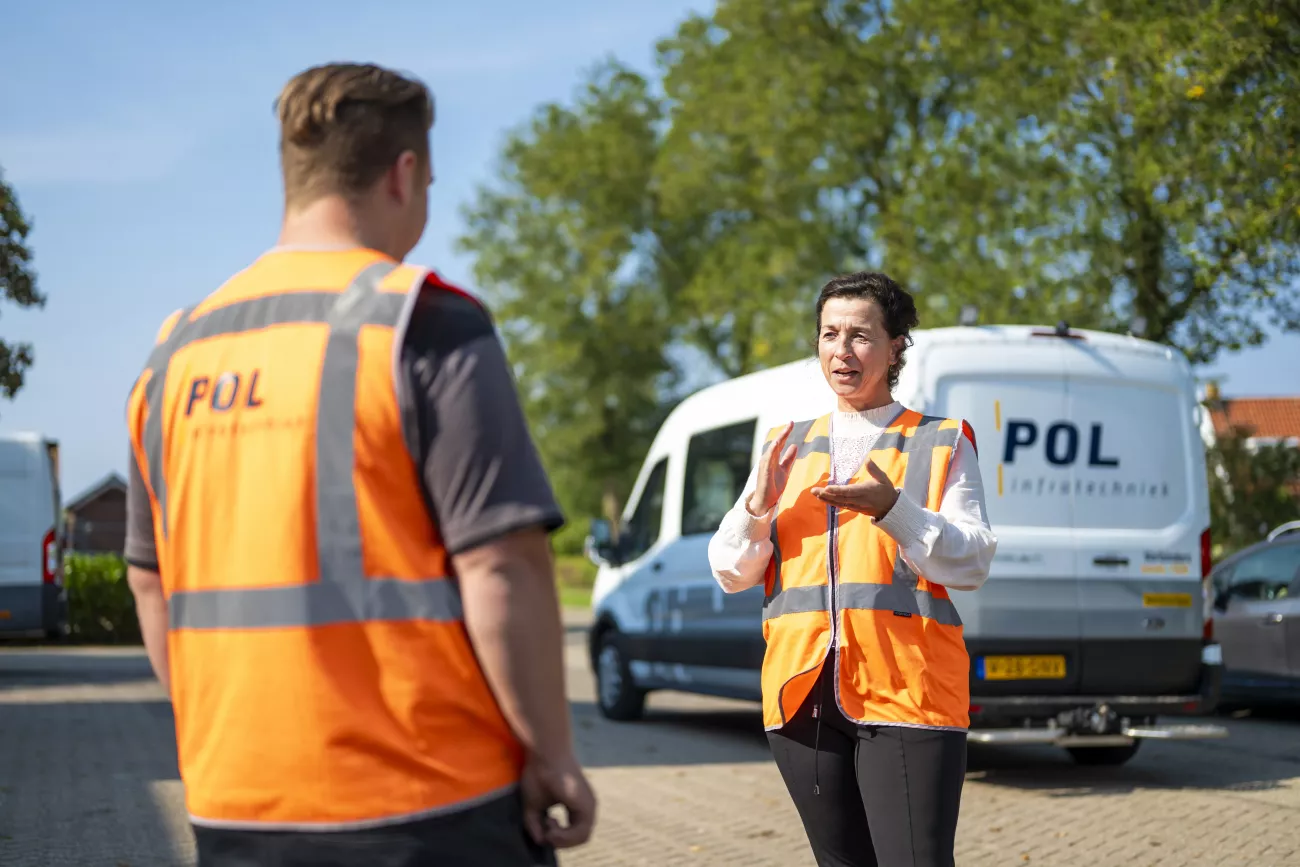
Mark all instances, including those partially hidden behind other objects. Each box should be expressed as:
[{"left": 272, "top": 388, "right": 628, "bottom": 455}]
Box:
[
  {"left": 0, "top": 432, "right": 67, "bottom": 639},
  {"left": 586, "top": 324, "right": 1227, "bottom": 766},
  {"left": 1211, "top": 522, "right": 1300, "bottom": 704}
]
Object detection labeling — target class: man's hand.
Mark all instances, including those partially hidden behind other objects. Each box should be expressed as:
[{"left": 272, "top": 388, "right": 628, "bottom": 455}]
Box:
[
  {"left": 521, "top": 753, "right": 597, "bottom": 849},
  {"left": 811, "top": 459, "right": 900, "bottom": 519}
]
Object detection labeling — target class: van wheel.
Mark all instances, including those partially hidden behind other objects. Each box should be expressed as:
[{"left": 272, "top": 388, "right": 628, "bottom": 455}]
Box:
[
  {"left": 1067, "top": 742, "right": 1141, "bottom": 766},
  {"left": 595, "top": 631, "right": 646, "bottom": 722}
]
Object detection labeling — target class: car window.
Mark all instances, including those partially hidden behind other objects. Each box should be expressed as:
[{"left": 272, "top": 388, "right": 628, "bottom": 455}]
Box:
[
  {"left": 681, "top": 419, "right": 758, "bottom": 537},
  {"left": 1225, "top": 544, "right": 1300, "bottom": 602},
  {"left": 620, "top": 457, "right": 668, "bottom": 563}
]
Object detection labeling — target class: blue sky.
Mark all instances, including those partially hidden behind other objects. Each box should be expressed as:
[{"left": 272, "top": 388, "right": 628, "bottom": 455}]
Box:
[{"left": 1, "top": 0, "right": 1297, "bottom": 500}]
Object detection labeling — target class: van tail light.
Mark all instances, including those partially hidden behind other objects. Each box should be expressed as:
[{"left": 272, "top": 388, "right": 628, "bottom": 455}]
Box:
[
  {"left": 1200, "top": 528, "right": 1212, "bottom": 579},
  {"left": 42, "top": 528, "right": 59, "bottom": 586},
  {"left": 1200, "top": 527, "right": 1213, "bottom": 640}
]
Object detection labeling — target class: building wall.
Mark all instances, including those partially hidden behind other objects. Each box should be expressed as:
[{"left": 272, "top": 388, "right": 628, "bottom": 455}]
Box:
[{"left": 66, "top": 489, "right": 127, "bottom": 554}]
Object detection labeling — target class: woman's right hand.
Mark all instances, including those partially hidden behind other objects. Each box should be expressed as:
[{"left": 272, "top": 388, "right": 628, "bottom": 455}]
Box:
[{"left": 747, "top": 421, "right": 798, "bottom": 516}]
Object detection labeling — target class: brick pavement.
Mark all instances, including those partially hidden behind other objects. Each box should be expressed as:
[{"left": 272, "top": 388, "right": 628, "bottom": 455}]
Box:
[{"left": 3, "top": 617, "right": 1300, "bottom": 866}]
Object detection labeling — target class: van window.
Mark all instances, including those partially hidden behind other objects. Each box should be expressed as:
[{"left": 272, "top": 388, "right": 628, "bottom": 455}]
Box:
[
  {"left": 620, "top": 457, "right": 668, "bottom": 562},
  {"left": 682, "top": 419, "right": 757, "bottom": 536}
]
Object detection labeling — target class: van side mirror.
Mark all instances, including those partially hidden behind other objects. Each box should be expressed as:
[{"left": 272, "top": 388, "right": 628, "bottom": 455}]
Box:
[
  {"left": 585, "top": 518, "right": 619, "bottom": 567},
  {"left": 1212, "top": 584, "right": 1232, "bottom": 612}
]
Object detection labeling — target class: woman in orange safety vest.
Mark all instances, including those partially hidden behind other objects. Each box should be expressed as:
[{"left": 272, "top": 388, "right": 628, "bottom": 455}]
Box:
[{"left": 709, "top": 271, "right": 997, "bottom": 867}]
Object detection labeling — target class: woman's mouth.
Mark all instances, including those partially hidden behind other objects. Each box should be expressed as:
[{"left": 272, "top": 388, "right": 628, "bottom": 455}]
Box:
[{"left": 832, "top": 369, "right": 859, "bottom": 382}]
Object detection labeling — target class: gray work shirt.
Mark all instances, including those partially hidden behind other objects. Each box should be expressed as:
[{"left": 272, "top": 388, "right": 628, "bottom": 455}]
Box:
[{"left": 124, "top": 285, "right": 564, "bottom": 570}]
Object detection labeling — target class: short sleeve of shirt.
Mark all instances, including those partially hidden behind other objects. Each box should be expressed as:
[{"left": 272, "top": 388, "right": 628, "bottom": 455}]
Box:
[
  {"left": 399, "top": 285, "right": 565, "bottom": 555},
  {"left": 124, "top": 446, "right": 160, "bottom": 570}
]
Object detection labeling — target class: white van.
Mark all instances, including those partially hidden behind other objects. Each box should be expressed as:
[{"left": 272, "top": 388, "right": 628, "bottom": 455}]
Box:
[
  {"left": 585, "top": 324, "right": 1227, "bottom": 765},
  {"left": 0, "top": 432, "right": 67, "bottom": 639}
]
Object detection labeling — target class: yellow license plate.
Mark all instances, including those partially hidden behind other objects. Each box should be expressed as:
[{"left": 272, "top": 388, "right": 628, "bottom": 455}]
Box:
[
  {"left": 1143, "top": 592, "right": 1192, "bottom": 608},
  {"left": 981, "top": 655, "right": 1067, "bottom": 681}
]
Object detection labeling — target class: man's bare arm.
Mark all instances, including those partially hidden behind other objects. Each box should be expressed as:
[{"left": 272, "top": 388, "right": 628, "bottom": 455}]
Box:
[
  {"left": 454, "top": 526, "right": 572, "bottom": 763},
  {"left": 126, "top": 565, "right": 171, "bottom": 696},
  {"left": 454, "top": 526, "right": 595, "bottom": 848}
]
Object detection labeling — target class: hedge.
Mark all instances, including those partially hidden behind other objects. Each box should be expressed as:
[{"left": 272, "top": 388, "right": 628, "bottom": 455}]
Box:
[{"left": 64, "top": 552, "right": 141, "bottom": 644}]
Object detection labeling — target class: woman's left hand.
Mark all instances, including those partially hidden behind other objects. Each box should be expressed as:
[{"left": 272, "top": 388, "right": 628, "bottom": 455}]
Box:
[{"left": 811, "top": 459, "right": 900, "bottom": 519}]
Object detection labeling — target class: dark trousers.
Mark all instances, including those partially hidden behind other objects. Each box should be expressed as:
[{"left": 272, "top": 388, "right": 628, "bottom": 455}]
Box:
[
  {"left": 192, "top": 790, "right": 557, "bottom": 867},
  {"left": 766, "top": 664, "right": 967, "bottom": 867}
]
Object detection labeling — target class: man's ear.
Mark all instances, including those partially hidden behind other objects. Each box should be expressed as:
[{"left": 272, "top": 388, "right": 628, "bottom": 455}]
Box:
[{"left": 389, "top": 150, "right": 420, "bottom": 204}]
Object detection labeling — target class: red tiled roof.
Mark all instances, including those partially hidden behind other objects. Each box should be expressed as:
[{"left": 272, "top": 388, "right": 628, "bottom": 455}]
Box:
[{"left": 1209, "top": 397, "right": 1300, "bottom": 440}]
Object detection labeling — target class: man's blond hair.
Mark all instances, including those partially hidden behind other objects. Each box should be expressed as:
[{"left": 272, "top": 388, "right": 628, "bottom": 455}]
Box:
[{"left": 275, "top": 63, "right": 434, "bottom": 208}]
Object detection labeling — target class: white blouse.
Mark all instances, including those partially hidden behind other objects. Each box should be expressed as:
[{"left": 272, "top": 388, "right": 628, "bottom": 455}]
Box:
[{"left": 707, "top": 402, "right": 998, "bottom": 606}]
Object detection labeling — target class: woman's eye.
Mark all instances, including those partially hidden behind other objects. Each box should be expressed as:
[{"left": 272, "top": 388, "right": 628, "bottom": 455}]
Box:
[{"left": 854, "top": 333, "right": 869, "bottom": 342}]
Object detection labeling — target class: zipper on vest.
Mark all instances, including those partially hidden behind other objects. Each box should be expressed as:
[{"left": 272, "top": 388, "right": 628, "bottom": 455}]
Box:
[
  {"left": 826, "top": 502, "right": 839, "bottom": 649},
  {"left": 812, "top": 663, "right": 827, "bottom": 796},
  {"left": 812, "top": 501, "right": 839, "bottom": 796}
]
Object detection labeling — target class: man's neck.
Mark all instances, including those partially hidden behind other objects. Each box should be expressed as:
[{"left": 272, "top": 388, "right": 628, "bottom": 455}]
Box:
[{"left": 276, "top": 196, "right": 392, "bottom": 258}]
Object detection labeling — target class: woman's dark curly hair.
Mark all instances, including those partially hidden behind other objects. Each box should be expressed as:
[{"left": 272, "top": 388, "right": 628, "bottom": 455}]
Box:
[{"left": 814, "top": 271, "right": 919, "bottom": 393}]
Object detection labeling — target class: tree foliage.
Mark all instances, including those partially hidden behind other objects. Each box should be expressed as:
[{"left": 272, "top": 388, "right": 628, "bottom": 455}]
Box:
[
  {"left": 895, "top": 0, "right": 1300, "bottom": 361},
  {"left": 457, "top": 63, "right": 675, "bottom": 521},
  {"left": 1207, "top": 426, "right": 1300, "bottom": 558},
  {"left": 459, "top": 0, "right": 1300, "bottom": 521},
  {"left": 656, "top": 0, "right": 1300, "bottom": 361},
  {"left": 0, "top": 167, "right": 44, "bottom": 401}
]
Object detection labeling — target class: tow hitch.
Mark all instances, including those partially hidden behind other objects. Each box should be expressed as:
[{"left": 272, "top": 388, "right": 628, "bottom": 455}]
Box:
[{"left": 968, "top": 702, "right": 1228, "bottom": 746}]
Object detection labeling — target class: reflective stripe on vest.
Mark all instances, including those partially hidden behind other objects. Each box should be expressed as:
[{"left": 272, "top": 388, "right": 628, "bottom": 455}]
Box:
[
  {"left": 138, "top": 261, "right": 461, "bottom": 630},
  {"left": 761, "top": 413, "right": 963, "bottom": 627}
]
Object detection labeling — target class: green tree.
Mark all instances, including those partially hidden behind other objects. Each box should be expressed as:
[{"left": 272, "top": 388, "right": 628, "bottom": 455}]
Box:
[
  {"left": 459, "top": 0, "right": 1300, "bottom": 528},
  {"left": 0, "top": 168, "right": 44, "bottom": 401},
  {"left": 1207, "top": 426, "right": 1300, "bottom": 558},
  {"left": 886, "top": 0, "right": 1300, "bottom": 361},
  {"left": 457, "top": 62, "right": 675, "bottom": 524},
  {"left": 652, "top": 0, "right": 1300, "bottom": 362},
  {"left": 651, "top": 0, "right": 1104, "bottom": 352},
  {"left": 652, "top": 0, "right": 859, "bottom": 376}
]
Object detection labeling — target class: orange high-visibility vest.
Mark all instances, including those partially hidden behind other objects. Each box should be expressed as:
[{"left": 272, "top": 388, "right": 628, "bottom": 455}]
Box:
[
  {"left": 760, "top": 409, "right": 971, "bottom": 731},
  {"left": 125, "top": 248, "right": 523, "bottom": 830}
]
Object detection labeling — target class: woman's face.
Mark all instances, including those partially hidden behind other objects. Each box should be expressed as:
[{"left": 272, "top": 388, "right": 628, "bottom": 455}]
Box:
[{"left": 818, "top": 296, "right": 900, "bottom": 409}]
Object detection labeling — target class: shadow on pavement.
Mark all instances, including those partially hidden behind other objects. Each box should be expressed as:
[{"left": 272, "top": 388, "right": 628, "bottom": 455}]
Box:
[
  {"left": 0, "top": 648, "right": 193, "bottom": 864},
  {"left": 569, "top": 688, "right": 1300, "bottom": 800},
  {"left": 1216, "top": 701, "right": 1300, "bottom": 723},
  {"left": 965, "top": 709, "right": 1300, "bottom": 796},
  {"left": 0, "top": 648, "right": 155, "bottom": 691},
  {"left": 570, "top": 700, "right": 773, "bottom": 768},
  {"left": 0, "top": 696, "right": 192, "bottom": 867}
]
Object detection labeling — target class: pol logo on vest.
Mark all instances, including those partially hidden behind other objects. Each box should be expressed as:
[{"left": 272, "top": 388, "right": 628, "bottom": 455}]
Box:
[{"left": 185, "top": 370, "right": 265, "bottom": 416}]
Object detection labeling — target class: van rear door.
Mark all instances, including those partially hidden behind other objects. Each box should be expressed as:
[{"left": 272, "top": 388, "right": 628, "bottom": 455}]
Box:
[
  {"left": 1061, "top": 344, "right": 1205, "bottom": 696},
  {"left": 0, "top": 439, "right": 39, "bottom": 591},
  {"left": 932, "top": 337, "right": 1084, "bottom": 696}
]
